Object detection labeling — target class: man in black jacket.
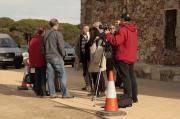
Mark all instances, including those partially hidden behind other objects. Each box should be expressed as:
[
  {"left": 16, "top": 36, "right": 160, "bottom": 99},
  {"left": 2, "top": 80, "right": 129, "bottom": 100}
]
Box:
[{"left": 76, "top": 25, "right": 90, "bottom": 90}]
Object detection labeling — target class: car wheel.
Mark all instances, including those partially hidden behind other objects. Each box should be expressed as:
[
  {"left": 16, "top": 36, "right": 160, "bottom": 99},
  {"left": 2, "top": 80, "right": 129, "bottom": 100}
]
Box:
[
  {"left": 2, "top": 65, "right": 7, "bottom": 69},
  {"left": 15, "top": 64, "right": 22, "bottom": 69},
  {"left": 72, "top": 63, "right": 74, "bottom": 67}
]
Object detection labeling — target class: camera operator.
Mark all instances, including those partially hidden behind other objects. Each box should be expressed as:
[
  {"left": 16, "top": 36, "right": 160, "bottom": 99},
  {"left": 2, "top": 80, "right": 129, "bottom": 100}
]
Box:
[
  {"left": 105, "top": 14, "right": 138, "bottom": 103},
  {"left": 93, "top": 22, "right": 106, "bottom": 39},
  {"left": 105, "top": 25, "right": 116, "bottom": 78},
  {"left": 86, "top": 27, "right": 106, "bottom": 97},
  {"left": 106, "top": 25, "right": 123, "bottom": 89}
]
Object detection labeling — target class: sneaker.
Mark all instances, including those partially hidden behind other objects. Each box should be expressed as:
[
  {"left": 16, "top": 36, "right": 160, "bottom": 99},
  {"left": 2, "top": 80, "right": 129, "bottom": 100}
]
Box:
[
  {"left": 133, "top": 99, "right": 138, "bottom": 103},
  {"left": 62, "top": 95, "right": 74, "bottom": 99},
  {"left": 50, "top": 94, "right": 59, "bottom": 98}
]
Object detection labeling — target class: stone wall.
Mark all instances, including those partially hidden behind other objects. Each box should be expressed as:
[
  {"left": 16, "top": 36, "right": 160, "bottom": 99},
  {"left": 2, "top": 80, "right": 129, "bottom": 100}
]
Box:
[
  {"left": 81, "top": 0, "right": 180, "bottom": 66},
  {"left": 134, "top": 62, "right": 180, "bottom": 82}
]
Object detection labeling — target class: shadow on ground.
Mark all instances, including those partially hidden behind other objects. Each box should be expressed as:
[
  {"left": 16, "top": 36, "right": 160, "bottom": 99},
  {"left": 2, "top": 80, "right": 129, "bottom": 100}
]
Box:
[
  {"left": 1, "top": 79, "right": 180, "bottom": 101},
  {"left": 54, "top": 105, "right": 127, "bottom": 118},
  {"left": 69, "top": 79, "right": 180, "bottom": 101},
  {"left": 1, "top": 67, "right": 180, "bottom": 101},
  {"left": 0, "top": 84, "right": 36, "bottom": 98}
]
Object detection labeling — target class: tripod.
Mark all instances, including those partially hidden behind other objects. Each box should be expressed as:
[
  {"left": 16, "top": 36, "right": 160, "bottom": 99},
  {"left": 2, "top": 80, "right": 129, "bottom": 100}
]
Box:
[
  {"left": 91, "top": 40, "right": 122, "bottom": 107},
  {"left": 91, "top": 45, "right": 106, "bottom": 107}
]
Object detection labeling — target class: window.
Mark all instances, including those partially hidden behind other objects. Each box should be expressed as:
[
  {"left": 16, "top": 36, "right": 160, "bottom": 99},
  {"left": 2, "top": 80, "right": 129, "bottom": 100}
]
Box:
[
  {"left": 64, "top": 42, "right": 72, "bottom": 48},
  {"left": 165, "top": 9, "right": 177, "bottom": 49},
  {"left": 0, "top": 38, "right": 18, "bottom": 48}
]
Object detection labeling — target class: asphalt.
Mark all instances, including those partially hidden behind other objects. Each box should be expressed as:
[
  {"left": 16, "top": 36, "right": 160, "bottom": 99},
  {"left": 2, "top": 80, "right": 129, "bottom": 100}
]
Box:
[{"left": 0, "top": 67, "right": 180, "bottom": 119}]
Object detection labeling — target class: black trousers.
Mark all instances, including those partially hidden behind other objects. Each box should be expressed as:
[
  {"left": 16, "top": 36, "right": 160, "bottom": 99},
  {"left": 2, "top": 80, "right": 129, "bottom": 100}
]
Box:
[
  {"left": 91, "top": 72, "right": 105, "bottom": 94},
  {"left": 81, "top": 54, "right": 89, "bottom": 86},
  {"left": 106, "top": 58, "right": 123, "bottom": 87},
  {"left": 114, "top": 60, "right": 123, "bottom": 87},
  {"left": 81, "top": 54, "right": 88, "bottom": 77},
  {"left": 34, "top": 66, "right": 46, "bottom": 96},
  {"left": 116, "top": 60, "right": 138, "bottom": 100}
]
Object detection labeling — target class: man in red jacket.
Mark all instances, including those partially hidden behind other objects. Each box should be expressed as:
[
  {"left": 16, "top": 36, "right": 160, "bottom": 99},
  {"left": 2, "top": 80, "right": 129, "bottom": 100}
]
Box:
[
  {"left": 29, "top": 27, "right": 46, "bottom": 96},
  {"left": 106, "top": 14, "right": 138, "bottom": 103}
]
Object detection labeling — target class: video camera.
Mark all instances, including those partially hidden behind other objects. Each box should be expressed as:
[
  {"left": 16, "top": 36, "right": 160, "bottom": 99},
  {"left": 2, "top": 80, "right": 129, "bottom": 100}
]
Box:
[{"left": 99, "top": 24, "right": 109, "bottom": 31}]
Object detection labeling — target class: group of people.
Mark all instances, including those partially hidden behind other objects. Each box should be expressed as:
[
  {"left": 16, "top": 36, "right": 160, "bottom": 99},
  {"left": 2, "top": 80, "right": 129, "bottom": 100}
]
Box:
[
  {"left": 28, "top": 18, "right": 73, "bottom": 98},
  {"left": 25, "top": 13, "right": 138, "bottom": 104},
  {"left": 76, "top": 13, "right": 138, "bottom": 103}
]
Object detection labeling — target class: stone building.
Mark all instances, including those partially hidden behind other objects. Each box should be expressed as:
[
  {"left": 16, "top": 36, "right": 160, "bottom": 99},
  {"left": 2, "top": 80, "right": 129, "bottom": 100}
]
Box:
[
  {"left": 81, "top": 0, "right": 180, "bottom": 66},
  {"left": 81, "top": 0, "right": 180, "bottom": 81}
]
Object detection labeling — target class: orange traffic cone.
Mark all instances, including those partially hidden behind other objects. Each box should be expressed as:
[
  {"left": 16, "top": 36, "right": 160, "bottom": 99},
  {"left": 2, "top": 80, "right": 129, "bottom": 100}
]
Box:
[
  {"left": 105, "top": 71, "right": 118, "bottom": 111},
  {"left": 17, "top": 80, "right": 29, "bottom": 90},
  {"left": 97, "top": 71, "right": 126, "bottom": 116}
]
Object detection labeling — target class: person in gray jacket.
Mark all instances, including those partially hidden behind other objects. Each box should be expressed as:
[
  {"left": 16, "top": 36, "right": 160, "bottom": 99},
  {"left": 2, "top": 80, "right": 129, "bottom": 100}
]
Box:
[{"left": 43, "top": 18, "right": 73, "bottom": 98}]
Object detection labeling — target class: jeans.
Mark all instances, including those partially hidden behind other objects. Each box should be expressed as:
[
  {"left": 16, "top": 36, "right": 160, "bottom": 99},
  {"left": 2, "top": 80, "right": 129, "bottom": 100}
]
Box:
[
  {"left": 116, "top": 60, "right": 138, "bottom": 101},
  {"left": 46, "top": 57, "right": 69, "bottom": 96}
]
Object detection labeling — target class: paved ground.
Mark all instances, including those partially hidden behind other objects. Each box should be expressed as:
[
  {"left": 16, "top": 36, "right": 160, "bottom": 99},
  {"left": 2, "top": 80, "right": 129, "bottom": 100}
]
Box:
[
  {"left": 0, "top": 67, "right": 101, "bottom": 119},
  {"left": 0, "top": 66, "right": 180, "bottom": 119}
]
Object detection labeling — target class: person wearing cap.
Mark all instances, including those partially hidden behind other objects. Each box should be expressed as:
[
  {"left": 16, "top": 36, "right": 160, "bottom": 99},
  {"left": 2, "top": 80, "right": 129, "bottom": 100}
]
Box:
[
  {"left": 29, "top": 27, "right": 46, "bottom": 96},
  {"left": 105, "top": 13, "right": 138, "bottom": 103},
  {"left": 43, "top": 18, "right": 73, "bottom": 98}
]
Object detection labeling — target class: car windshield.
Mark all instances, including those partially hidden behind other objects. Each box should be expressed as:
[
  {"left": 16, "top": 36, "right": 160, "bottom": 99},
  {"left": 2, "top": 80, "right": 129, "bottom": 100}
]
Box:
[
  {"left": 64, "top": 43, "right": 72, "bottom": 48},
  {"left": 0, "top": 38, "right": 18, "bottom": 48}
]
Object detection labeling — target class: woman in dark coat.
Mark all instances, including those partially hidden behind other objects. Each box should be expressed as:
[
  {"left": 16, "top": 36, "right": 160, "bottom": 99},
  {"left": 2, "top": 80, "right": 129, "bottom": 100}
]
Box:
[{"left": 29, "top": 27, "right": 46, "bottom": 96}]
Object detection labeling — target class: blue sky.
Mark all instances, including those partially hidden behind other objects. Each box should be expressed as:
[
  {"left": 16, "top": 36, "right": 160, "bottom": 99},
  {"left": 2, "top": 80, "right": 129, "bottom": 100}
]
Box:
[{"left": 0, "top": 0, "right": 80, "bottom": 24}]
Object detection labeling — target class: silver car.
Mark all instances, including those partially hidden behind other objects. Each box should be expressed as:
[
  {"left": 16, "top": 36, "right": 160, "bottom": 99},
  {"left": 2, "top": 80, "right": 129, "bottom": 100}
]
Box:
[
  {"left": 0, "top": 34, "right": 23, "bottom": 69},
  {"left": 64, "top": 42, "right": 75, "bottom": 67}
]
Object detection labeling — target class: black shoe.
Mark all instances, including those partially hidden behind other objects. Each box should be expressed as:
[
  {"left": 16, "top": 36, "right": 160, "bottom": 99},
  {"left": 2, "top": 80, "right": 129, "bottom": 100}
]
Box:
[
  {"left": 46, "top": 91, "right": 50, "bottom": 96},
  {"left": 62, "top": 95, "right": 74, "bottom": 99},
  {"left": 82, "top": 87, "right": 88, "bottom": 91},
  {"left": 133, "top": 98, "right": 138, "bottom": 103}
]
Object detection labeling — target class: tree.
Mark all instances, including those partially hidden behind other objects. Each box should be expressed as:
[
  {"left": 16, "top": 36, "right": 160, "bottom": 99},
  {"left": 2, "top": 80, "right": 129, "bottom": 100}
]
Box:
[
  {"left": 0, "top": 17, "right": 14, "bottom": 28},
  {"left": 60, "top": 23, "right": 80, "bottom": 46},
  {"left": 0, "top": 17, "right": 80, "bottom": 46},
  {"left": 10, "top": 19, "right": 49, "bottom": 35}
]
